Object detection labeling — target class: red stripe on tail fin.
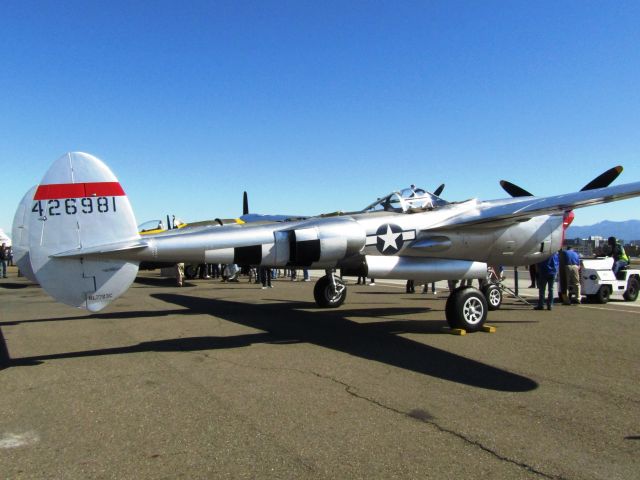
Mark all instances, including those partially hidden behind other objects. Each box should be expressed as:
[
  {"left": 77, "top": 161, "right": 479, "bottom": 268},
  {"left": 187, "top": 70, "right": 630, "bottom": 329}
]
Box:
[{"left": 34, "top": 182, "right": 125, "bottom": 200}]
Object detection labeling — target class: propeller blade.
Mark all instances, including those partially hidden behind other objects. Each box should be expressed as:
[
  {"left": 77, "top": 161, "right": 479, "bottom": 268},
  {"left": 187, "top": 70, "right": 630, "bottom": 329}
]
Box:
[
  {"left": 501, "top": 165, "right": 623, "bottom": 201},
  {"left": 243, "top": 191, "right": 249, "bottom": 215},
  {"left": 433, "top": 184, "right": 445, "bottom": 197},
  {"left": 580, "top": 166, "right": 623, "bottom": 191},
  {"left": 500, "top": 180, "right": 534, "bottom": 198}
]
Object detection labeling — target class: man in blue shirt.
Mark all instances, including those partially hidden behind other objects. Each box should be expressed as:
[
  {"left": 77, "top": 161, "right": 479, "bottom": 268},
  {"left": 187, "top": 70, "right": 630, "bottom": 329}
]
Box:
[
  {"left": 535, "top": 252, "right": 560, "bottom": 310},
  {"left": 563, "top": 246, "right": 582, "bottom": 305}
]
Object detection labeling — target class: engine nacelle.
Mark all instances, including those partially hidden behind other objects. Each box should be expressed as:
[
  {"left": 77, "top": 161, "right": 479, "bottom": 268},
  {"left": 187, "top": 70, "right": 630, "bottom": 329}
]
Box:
[{"left": 285, "top": 217, "right": 366, "bottom": 268}]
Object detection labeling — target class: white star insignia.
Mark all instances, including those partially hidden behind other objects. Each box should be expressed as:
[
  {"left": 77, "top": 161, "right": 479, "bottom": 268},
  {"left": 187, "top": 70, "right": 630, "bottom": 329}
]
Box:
[{"left": 379, "top": 225, "right": 402, "bottom": 252}]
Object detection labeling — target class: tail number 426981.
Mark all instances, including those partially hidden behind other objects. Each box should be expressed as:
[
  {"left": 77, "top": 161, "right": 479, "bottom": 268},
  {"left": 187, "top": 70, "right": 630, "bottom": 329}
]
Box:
[{"left": 32, "top": 197, "right": 117, "bottom": 217}]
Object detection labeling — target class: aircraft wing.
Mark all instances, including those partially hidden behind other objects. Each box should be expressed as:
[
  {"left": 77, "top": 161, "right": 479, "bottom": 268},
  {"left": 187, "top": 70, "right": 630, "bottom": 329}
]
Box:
[{"left": 428, "top": 181, "right": 640, "bottom": 230}]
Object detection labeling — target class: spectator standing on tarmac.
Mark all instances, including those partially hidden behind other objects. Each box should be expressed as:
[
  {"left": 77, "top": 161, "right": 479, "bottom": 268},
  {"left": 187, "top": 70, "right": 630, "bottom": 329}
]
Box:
[
  {"left": 406, "top": 280, "right": 415, "bottom": 293},
  {"left": 0, "top": 243, "right": 8, "bottom": 278},
  {"left": 259, "top": 266, "right": 272, "bottom": 289},
  {"left": 175, "top": 262, "right": 184, "bottom": 287},
  {"left": 422, "top": 282, "right": 436, "bottom": 294},
  {"left": 563, "top": 246, "right": 582, "bottom": 305},
  {"left": 608, "top": 236, "right": 629, "bottom": 275},
  {"left": 528, "top": 264, "right": 537, "bottom": 288},
  {"left": 534, "top": 252, "right": 559, "bottom": 310}
]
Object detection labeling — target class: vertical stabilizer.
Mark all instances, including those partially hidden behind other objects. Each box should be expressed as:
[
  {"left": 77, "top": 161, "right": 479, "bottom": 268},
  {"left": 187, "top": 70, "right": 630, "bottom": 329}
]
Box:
[
  {"left": 11, "top": 186, "right": 38, "bottom": 282},
  {"left": 27, "top": 152, "right": 140, "bottom": 311}
]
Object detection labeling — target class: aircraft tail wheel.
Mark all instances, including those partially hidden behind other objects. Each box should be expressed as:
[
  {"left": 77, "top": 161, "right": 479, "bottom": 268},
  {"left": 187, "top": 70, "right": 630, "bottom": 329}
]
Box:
[
  {"left": 314, "top": 275, "right": 347, "bottom": 308},
  {"left": 482, "top": 283, "right": 503, "bottom": 311},
  {"left": 445, "top": 287, "right": 487, "bottom": 332}
]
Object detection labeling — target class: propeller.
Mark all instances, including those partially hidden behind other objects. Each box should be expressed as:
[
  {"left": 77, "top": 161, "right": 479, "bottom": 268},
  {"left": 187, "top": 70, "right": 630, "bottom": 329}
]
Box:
[
  {"left": 433, "top": 184, "right": 445, "bottom": 197},
  {"left": 243, "top": 191, "right": 249, "bottom": 215},
  {"left": 580, "top": 166, "right": 623, "bottom": 191},
  {"left": 499, "top": 180, "right": 533, "bottom": 198},
  {"left": 500, "top": 166, "right": 623, "bottom": 198}
]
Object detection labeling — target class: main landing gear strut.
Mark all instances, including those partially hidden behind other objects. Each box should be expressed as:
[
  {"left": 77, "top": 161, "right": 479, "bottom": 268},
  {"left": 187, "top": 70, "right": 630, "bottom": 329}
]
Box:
[{"left": 312, "top": 275, "right": 489, "bottom": 331}]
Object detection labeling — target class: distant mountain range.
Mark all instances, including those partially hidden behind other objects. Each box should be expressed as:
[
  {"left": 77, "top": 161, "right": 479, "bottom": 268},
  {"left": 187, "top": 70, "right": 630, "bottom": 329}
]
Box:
[{"left": 566, "top": 220, "right": 640, "bottom": 242}]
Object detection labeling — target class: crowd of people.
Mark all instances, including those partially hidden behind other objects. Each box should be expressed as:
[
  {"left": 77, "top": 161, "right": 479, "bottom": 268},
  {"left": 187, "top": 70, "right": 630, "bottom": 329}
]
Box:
[
  {"left": 173, "top": 263, "right": 312, "bottom": 288},
  {"left": 531, "top": 236, "right": 628, "bottom": 310}
]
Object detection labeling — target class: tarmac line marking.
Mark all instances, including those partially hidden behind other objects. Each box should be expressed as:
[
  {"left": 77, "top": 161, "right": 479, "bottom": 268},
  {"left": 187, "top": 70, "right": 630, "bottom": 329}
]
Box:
[
  {"left": 0, "top": 431, "right": 40, "bottom": 449},
  {"left": 578, "top": 305, "right": 640, "bottom": 315}
]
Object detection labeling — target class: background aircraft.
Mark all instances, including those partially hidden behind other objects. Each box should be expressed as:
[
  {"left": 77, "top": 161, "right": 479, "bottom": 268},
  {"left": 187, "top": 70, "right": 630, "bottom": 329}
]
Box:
[
  {"left": 0, "top": 228, "right": 10, "bottom": 246},
  {"left": 16, "top": 152, "right": 640, "bottom": 332}
]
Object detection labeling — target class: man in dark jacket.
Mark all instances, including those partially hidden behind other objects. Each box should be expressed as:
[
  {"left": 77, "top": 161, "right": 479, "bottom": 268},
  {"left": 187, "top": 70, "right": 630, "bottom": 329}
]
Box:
[
  {"left": 0, "top": 243, "right": 8, "bottom": 278},
  {"left": 535, "top": 252, "right": 560, "bottom": 310}
]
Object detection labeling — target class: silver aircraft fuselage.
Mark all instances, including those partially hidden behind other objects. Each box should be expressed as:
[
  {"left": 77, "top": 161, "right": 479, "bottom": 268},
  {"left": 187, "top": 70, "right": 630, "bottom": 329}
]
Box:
[{"left": 101, "top": 199, "right": 563, "bottom": 282}]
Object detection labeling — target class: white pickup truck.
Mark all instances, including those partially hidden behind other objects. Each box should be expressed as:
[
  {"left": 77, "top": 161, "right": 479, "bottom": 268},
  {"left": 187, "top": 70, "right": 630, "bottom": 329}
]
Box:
[{"left": 580, "top": 257, "right": 640, "bottom": 303}]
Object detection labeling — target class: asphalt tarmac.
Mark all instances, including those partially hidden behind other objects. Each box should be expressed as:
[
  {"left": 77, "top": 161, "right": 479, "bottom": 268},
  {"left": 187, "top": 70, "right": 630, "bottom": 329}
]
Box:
[{"left": 1, "top": 267, "right": 639, "bottom": 479}]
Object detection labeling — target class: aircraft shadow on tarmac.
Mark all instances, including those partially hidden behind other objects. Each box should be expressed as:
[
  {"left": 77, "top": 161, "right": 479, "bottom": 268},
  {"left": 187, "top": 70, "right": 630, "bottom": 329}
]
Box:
[
  {"left": 1, "top": 294, "right": 538, "bottom": 393},
  {"left": 0, "top": 282, "right": 36, "bottom": 290}
]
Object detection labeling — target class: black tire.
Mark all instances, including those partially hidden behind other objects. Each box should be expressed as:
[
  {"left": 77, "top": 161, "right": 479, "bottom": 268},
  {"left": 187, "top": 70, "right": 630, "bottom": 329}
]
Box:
[
  {"left": 184, "top": 264, "right": 197, "bottom": 279},
  {"left": 445, "top": 287, "right": 487, "bottom": 332},
  {"left": 595, "top": 285, "right": 610, "bottom": 304},
  {"left": 623, "top": 277, "right": 639, "bottom": 302},
  {"left": 482, "top": 283, "right": 502, "bottom": 311},
  {"left": 313, "top": 275, "right": 347, "bottom": 308}
]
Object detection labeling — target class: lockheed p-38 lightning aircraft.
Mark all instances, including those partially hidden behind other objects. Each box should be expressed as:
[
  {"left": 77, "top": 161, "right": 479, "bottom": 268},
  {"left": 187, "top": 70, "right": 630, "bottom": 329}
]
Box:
[{"left": 12, "top": 152, "right": 640, "bottom": 332}]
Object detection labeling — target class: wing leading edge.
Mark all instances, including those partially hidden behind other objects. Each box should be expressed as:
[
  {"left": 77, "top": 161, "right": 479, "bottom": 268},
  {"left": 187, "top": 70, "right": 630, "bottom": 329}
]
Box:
[{"left": 427, "top": 181, "right": 640, "bottom": 230}]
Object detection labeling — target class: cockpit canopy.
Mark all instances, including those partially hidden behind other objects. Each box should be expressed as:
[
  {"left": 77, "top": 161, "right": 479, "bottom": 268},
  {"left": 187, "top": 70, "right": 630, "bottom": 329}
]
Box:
[
  {"left": 138, "top": 219, "right": 165, "bottom": 233},
  {"left": 362, "top": 186, "right": 448, "bottom": 213}
]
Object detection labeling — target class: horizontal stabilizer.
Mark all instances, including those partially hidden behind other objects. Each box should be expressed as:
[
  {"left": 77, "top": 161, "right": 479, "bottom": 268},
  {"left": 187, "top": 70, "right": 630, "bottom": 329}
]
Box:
[{"left": 51, "top": 241, "right": 148, "bottom": 258}]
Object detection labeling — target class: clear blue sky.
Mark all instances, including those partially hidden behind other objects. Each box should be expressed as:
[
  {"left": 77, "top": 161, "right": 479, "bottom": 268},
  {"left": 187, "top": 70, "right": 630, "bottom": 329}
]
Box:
[{"left": 2, "top": 1, "right": 640, "bottom": 235}]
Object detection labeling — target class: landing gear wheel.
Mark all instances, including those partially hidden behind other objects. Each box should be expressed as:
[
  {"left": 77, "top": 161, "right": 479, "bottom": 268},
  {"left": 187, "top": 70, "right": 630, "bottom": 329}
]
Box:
[
  {"left": 623, "top": 277, "right": 639, "bottom": 301},
  {"left": 314, "top": 275, "right": 347, "bottom": 308},
  {"left": 184, "top": 264, "right": 197, "bottom": 279},
  {"left": 445, "top": 287, "right": 487, "bottom": 332},
  {"left": 595, "top": 285, "right": 610, "bottom": 304},
  {"left": 482, "top": 283, "right": 502, "bottom": 311}
]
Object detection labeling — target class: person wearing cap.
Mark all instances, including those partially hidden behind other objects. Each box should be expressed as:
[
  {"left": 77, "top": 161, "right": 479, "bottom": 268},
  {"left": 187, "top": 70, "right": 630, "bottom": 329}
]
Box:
[{"left": 608, "top": 236, "right": 629, "bottom": 275}]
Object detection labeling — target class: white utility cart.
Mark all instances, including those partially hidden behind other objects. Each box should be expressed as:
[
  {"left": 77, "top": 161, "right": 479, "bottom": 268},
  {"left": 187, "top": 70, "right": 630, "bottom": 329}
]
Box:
[{"left": 580, "top": 257, "right": 640, "bottom": 303}]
